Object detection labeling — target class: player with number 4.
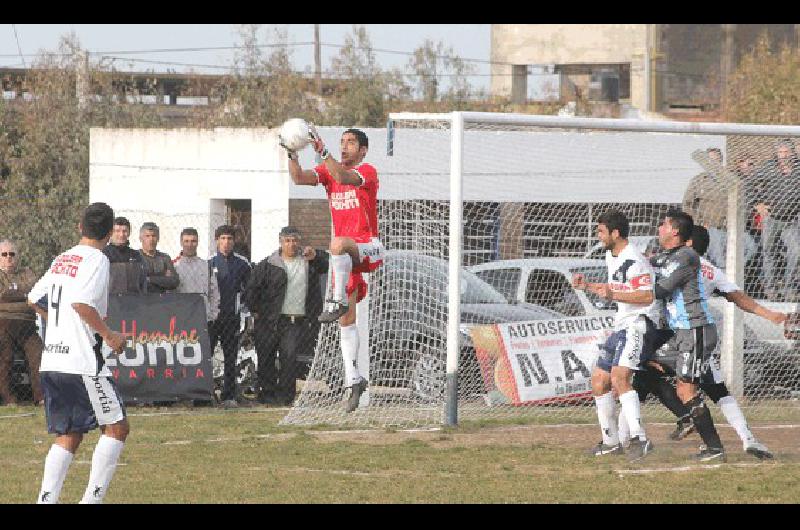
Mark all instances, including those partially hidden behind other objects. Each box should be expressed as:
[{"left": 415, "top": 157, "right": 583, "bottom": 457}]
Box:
[
  {"left": 279, "top": 120, "right": 385, "bottom": 413},
  {"left": 27, "top": 202, "right": 130, "bottom": 504}
]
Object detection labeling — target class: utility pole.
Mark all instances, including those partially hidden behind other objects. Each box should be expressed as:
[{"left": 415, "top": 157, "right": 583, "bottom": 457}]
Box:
[
  {"left": 314, "top": 24, "right": 322, "bottom": 95},
  {"left": 75, "top": 49, "right": 90, "bottom": 110},
  {"left": 721, "top": 24, "right": 736, "bottom": 115}
]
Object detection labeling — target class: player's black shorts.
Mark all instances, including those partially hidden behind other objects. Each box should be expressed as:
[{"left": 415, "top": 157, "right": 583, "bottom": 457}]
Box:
[
  {"left": 41, "top": 372, "right": 127, "bottom": 435},
  {"left": 670, "top": 324, "right": 720, "bottom": 384}
]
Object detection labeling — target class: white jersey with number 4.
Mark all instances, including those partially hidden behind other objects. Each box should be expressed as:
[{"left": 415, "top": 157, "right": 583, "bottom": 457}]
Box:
[
  {"left": 28, "top": 244, "right": 111, "bottom": 377},
  {"left": 699, "top": 256, "right": 739, "bottom": 295},
  {"left": 605, "top": 243, "right": 659, "bottom": 330}
]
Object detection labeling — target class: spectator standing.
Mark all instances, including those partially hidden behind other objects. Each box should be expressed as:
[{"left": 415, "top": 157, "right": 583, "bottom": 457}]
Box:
[
  {"left": 754, "top": 139, "right": 800, "bottom": 300},
  {"left": 209, "top": 225, "right": 251, "bottom": 408},
  {"left": 244, "top": 226, "right": 328, "bottom": 405},
  {"left": 102, "top": 217, "right": 147, "bottom": 294},
  {"left": 0, "top": 240, "right": 43, "bottom": 405},
  {"left": 173, "top": 228, "right": 220, "bottom": 323},
  {"left": 137, "top": 222, "right": 179, "bottom": 294},
  {"left": 682, "top": 148, "right": 757, "bottom": 268}
]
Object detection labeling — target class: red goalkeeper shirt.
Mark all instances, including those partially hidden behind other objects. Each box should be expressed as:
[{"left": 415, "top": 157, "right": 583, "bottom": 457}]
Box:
[{"left": 314, "top": 162, "right": 379, "bottom": 241}]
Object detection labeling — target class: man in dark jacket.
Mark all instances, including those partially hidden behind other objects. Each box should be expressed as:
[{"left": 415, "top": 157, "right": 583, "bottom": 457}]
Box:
[
  {"left": 138, "top": 222, "right": 180, "bottom": 294},
  {"left": 102, "top": 217, "right": 146, "bottom": 294},
  {"left": 209, "top": 225, "right": 251, "bottom": 408},
  {"left": 244, "top": 226, "right": 328, "bottom": 405}
]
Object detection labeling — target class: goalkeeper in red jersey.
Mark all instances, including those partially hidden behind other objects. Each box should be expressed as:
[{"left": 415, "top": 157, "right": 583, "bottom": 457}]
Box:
[{"left": 281, "top": 126, "right": 384, "bottom": 412}]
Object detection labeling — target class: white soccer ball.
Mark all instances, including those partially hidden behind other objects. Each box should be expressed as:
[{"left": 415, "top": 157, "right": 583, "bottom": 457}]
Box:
[{"left": 279, "top": 118, "right": 312, "bottom": 152}]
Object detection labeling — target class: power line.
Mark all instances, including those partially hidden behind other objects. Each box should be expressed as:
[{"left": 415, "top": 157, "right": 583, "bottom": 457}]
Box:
[{"left": 11, "top": 24, "right": 26, "bottom": 68}]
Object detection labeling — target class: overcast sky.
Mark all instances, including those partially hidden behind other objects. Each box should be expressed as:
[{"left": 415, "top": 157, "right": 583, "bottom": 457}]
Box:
[{"left": 0, "top": 24, "right": 493, "bottom": 91}]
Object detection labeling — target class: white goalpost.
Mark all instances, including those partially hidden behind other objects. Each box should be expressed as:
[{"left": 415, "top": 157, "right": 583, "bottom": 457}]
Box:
[{"left": 281, "top": 111, "right": 800, "bottom": 429}]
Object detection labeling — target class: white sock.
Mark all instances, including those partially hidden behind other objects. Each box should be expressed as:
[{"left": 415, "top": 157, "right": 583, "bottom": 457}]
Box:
[
  {"left": 619, "top": 390, "right": 646, "bottom": 440},
  {"left": 330, "top": 254, "right": 352, "bottom": 303},
  {"left": 339, "top": 324, "right": 361, "bottom": 387},
  {"left": 37, "top": 444, "right": 74, "bottom": 504},
  {"left": 617, "top": 406, "right": 630, "bottom": 443},
  {"left": 718, "top": 395, "right": 756, "bottom": 447},
  {"left": 594, "top": 392, "right": 619, "bottom": 445},
  {"left": 79, "top": 435, "right": 125, "bottom": 504}
]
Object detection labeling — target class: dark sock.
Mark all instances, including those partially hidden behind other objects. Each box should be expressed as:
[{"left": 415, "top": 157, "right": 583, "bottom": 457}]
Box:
[
  {"left": 650, "top": 374, "right": 691, "bottom": 419},
  {"left": 686, "top": 395, "right": 723, "bottom": 450}
]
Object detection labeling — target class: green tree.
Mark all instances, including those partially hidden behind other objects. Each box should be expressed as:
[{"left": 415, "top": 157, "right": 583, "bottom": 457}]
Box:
[
  {"left": 192, "top": 25, "right": 323, "bottom": 128},
  {"left": 725, "top": 33, "right": 800, "bottom": 124},
  {"left": 325, "top": 25, "right": 392, "bottom": 127},
  {"left": 406, "top": 39, "right": 476, "bottom": 106},
  {"left": 0, "top": 33, "right": 164, "bottom": 275}
]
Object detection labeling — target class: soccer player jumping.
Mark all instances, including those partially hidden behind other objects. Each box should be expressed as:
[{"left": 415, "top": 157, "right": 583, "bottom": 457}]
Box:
[
  {"left": 27, "top": 203, "right": 129, "bottom": 504},
  {"left": 282, "top": 126, "right": 385, "bottom": 413}
]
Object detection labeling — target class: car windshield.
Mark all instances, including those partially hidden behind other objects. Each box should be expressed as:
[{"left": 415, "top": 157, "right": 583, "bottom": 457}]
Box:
[
  {"left": 460, "top": 270, "right": 508, "bottom": 304},
  {"left": 385, "top": 252, "right": 507, "bottom": 305}
]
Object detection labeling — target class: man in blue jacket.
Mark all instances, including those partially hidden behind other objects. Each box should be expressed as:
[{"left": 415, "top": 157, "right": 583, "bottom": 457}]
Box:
[{"left": 209, "top": 225, "right": 251, "bottom": 408}]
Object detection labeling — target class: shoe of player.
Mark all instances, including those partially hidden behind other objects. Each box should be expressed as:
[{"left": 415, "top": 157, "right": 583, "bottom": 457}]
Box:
[
  {"left": 695, "top": 446, "right": 726, "bottom": 462},
  {"left": 626, "top": 436, "right": 653, "bottom": 461},
  {"left": 318, "top": 300, "right": 349, "bottom": 323},
  {"left": 745, "top": 441, "right": 774, "bottom": 460},
  {"left": 587, "top": 441, "right": 623, "bottom": 456},
  {"left": 345, "top": 378, "right": 368, "bottom": 413},
  {"left": 669, "top": 417, "right": 695, "bottom": 441}
]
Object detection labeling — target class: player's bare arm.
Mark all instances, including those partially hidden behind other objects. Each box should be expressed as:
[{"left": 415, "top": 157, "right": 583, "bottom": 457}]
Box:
[
  {"left": 723, "top": 290, "right": 787, "bottom": 324},
  {"left": 72, "top": 303, "right": 127, "bottom": 353},
  {"left": 287, "top": 157, "right": 319, "bottom": 186},
  {"left": 587, "top": 283, "right": 654, "bottom": 305}
]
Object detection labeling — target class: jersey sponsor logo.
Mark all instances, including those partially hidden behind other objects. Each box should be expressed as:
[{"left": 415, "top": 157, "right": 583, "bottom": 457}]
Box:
[
  {"left": 701, "top": 263, "right": 715, "bottom": 281},
  {"left": 50, "top": 254, "right": 84, "bottom": 277},
  {"left": 360, "top": 245, "right": 383, "bottom": 258},
  {"left": 91, "top": 376, "right": 113, "bottom": 414},
  {"left": 630, "top": 274, "right": 652, "bottom": 288},
  {"left": 330, "top": 189, "right": 360, "bottom": 210},
  {"left": 611, "top": 259, "right": 637, "bottom": 284},
  {"left": 43, "top": 341, "right": 70, "bottom": 354}
]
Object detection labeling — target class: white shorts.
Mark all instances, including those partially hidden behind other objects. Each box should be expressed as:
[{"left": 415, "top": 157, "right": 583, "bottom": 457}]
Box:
[
  {"left": 353, "top": 237, "right": 385, "bottom": 273},
  {"left": 597, "top": 317, "right": 649, "bottom": 372}
]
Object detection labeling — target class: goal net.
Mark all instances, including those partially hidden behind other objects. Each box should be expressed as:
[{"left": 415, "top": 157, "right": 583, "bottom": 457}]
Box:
[{"left": 282, "top": 112, "right": 800, "bottom": 429}]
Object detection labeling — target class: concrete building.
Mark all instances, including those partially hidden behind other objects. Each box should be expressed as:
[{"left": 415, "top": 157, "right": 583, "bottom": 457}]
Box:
[{"left": 491, "top": 24, "right": 799, "bottom": 118}]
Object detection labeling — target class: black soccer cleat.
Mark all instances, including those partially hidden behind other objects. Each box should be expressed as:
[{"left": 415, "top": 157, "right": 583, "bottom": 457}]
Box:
[
  {"left": 626, "top": 436, "right": 653, "bottom": 462},
  {"left": 345, "top": 378, "right": 368, "bottom": 413},
  {"left": 587, "top": 441, "right": 624, "bottom": 456},
  {"left": 695, "top": 446, "right": 727, "bottom": 463},
  {"left": 745, "top": 441, "right": 774, "bottom": 460},
  {"left": 318, "top": 300, "right": 349, "bottom": 323},
  {"left": 669, "top": 417, "right": 696, "bottom": 441}
]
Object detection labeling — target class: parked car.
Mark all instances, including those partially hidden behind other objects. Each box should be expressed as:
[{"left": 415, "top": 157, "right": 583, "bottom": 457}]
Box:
[
  {"left": 469, "top": 257, "right": 800, "bottom": 397},
  {"left": 366, "top": 250, "right": 567, "bottom": 401}
]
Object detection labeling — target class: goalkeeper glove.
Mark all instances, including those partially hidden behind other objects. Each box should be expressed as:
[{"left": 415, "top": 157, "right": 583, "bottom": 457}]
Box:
[
  {"left": 278, "top": 135, "right": 299, "bottom": 161},
  {"left": 307, "top": 123, "right": 330, "bottom": 160}
]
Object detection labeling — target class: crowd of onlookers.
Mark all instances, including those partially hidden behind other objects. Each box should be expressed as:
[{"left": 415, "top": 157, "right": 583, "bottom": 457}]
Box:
[
  {"left": 0, "top": 217, "right": 329, "bottom": 408},
  {"left": 682, "top": 140, "right": 800, "bottom": 301}
]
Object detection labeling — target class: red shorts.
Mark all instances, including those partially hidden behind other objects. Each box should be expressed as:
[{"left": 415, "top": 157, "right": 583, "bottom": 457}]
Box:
[{"left": 346, "top": 272, "right": 369, "bottom": 304}]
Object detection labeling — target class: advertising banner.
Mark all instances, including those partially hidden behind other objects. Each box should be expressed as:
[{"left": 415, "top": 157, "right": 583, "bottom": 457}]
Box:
[
  {"left": 470, "top": 316, "right": 615, "bottom": 405},
  {"left": 102, "top": 294, "right": 213, "bottom": 402}
]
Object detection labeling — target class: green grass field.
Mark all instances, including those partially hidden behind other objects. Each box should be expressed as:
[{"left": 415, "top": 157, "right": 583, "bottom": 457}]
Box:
[{"left": 2, "top": 403, "right": 799, "bottom": 503}]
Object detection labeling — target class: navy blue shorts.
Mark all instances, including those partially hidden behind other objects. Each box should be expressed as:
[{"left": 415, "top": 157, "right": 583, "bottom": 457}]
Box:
[
  {"left": 596, "top": 316, "right": 657, "bottom": 372},
  {"left": 40, "top": 372, "right": 127, "bottom": 435}
]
